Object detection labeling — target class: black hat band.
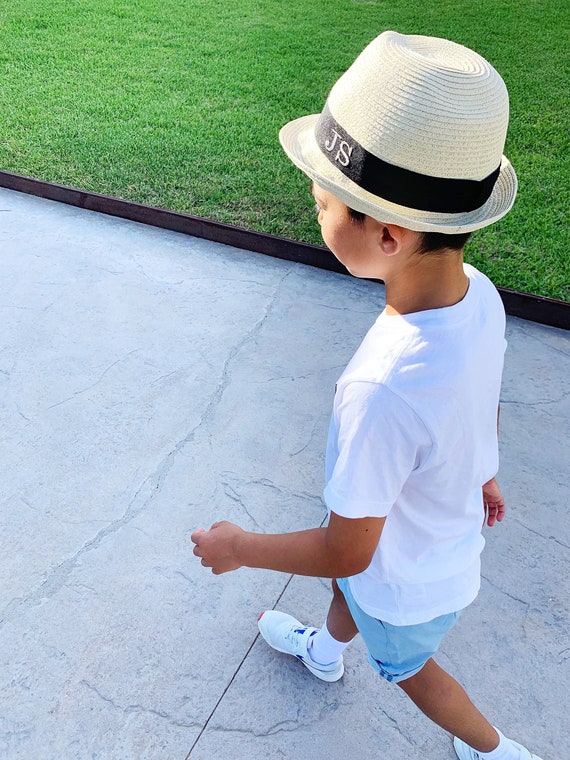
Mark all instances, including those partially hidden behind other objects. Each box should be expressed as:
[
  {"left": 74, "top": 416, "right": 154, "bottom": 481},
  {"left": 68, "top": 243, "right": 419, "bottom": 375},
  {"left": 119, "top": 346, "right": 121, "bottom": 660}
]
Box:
[{"left": 315, "top": 103, "right": 501, "bottom": 214}]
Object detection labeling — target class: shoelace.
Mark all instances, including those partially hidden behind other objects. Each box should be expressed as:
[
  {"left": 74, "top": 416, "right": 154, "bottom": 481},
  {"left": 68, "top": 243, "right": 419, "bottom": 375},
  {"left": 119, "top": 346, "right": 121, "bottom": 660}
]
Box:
[{"left": 285, "top": 626, "right": 307, "bottom": 645}]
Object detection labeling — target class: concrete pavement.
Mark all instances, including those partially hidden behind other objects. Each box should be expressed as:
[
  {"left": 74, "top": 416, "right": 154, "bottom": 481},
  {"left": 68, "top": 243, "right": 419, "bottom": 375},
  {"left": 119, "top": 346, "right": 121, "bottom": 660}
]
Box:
[{"left": 0, "top": 187, "right": 567, "bottom": 759}]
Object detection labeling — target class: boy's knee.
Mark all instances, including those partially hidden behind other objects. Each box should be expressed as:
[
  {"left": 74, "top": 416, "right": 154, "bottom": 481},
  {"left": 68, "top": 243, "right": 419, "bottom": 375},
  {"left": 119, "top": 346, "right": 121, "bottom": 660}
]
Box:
[{"left": 397, "top": 659, "right": 457, "bottom": 699}]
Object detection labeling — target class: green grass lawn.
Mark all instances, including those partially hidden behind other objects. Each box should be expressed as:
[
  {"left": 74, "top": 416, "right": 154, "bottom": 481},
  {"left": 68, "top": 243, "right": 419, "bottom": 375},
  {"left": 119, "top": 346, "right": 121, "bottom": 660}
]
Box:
[{"left": 0, "top": 0, "right": 568, "bottom": 300}]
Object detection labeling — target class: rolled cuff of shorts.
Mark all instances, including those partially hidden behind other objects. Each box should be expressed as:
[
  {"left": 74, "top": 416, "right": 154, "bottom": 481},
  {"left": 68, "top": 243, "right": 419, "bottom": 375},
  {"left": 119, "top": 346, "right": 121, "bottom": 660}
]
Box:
[{"left": 335, "top": 576, "right": 461, "bottom": 683}]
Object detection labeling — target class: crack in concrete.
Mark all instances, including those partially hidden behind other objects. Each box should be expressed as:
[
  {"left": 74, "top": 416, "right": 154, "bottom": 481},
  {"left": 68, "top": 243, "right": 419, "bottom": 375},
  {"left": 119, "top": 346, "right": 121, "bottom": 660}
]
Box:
[
  {"left": 20, "top": 496, "right": 110, "bottom": 529},
  {"left": 80, "top": 680, "right": 200, "bottom": 730},
  {"left": 203, "top": 696, "right": 344, "bottom": 738},
  {"left": 289, "top": 422, "right": 322, "bottom": 458},
  {"left": 174, "top": 570, "right": 195, "bottom": 585},
  {"left": 481, "top": 574, "right": 531, "bottom": 610},
  {"left": 512, "top": 517, "right": 570, "bottom": 550},
  {"left": 0, "top": 271, "right": 291, "bottom": 631},
  {"left": 195, "top": 270, "right": 292, "bottom": 445},
  {"left": 219, "top": 472, "right": 323, "bottom": 509},
  {"left": 510, "top": 325, "right": 570, "bottom": 359},
  {"left": 221, "top": 482, "right": 262, "bottom": 531},
  {"left": 196, "top": 700, "right": 411, "bottom": 744},
  {"left": 202, "top": 718, "right": 304, "bottom": 737},
  {"left": 145, "top": 269, "right": 293, "bottom": 505},
  {"left": 501, "top": 389, "right": 570, "bottom": 408},
  {"left": 134, "top": 262, "right": 185, "bottom": 286},
  {"left": 0, "top": 472, "right": 156, "bottom": 630},
  {"left": 376, "top": 706, "right": 412, "bottom": 743},
  {"left": 250, "top": 362, "right": 346, "bottom": 384},
  {"left": 16, "top": 405, "right": 31, "bottom": 422},
  {"left": 47, "top": 350, "right": 141, "bottom": 410},
  {"left": 0, "top": 304, "right": 37, "bottom": 311},
  {"left": 312, "top": 301, "right": 380, "bottom": 315}
]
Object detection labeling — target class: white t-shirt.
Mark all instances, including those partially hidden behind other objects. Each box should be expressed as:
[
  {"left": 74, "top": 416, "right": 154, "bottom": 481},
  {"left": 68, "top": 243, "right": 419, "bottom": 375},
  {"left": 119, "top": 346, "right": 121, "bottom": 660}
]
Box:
[{"left": 323, "top": 264, "right": 506, "bottom": 625}]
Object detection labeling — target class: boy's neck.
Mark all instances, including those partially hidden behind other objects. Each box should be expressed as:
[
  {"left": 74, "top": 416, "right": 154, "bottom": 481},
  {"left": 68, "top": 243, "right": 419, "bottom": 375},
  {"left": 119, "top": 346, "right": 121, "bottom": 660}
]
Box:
[{"left": 384, "top": 251, "right": 469, "bottom": 316}]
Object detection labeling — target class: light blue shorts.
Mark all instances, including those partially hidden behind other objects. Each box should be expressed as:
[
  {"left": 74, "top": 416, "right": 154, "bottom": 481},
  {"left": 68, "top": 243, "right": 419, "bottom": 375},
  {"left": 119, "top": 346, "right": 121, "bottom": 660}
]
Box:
[{"left": 336, "top": 576, "right": 461, "bottom": 683}]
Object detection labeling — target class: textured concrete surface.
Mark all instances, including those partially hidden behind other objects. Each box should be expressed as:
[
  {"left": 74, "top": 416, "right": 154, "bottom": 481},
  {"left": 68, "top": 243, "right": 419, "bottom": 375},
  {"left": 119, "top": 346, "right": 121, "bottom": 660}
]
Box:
[{"left": 0, "top": 187, "right": 567, "bottom": 760}]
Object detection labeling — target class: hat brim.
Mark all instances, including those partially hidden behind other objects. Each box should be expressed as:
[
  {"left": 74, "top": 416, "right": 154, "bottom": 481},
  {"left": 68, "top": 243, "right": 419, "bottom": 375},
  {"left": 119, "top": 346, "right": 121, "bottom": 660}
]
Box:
[{"left": 280, "top": 114, "right": 517, "bottom": 233}]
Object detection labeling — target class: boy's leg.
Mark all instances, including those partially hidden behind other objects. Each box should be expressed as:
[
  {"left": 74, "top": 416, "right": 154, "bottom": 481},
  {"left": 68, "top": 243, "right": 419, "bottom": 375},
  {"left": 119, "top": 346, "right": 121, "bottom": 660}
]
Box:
[
  {"left": 324, "top": 577, "right": 360, "bottom": 641},
  {"left": 397, "top": 658, "right": 499, "bottom": 753},
  {"left": 307, "top": 578, "right": 359, "bottom": 665}
]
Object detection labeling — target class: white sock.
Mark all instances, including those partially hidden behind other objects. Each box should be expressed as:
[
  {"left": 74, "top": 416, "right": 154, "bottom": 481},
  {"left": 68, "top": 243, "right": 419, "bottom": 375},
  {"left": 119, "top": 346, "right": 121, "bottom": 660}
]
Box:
[
  {"left": 479, "top": 729, "right": 525, "bottom": 760},
  {"left": 308, "top": 622, "right": 350, "bottom": 664}
]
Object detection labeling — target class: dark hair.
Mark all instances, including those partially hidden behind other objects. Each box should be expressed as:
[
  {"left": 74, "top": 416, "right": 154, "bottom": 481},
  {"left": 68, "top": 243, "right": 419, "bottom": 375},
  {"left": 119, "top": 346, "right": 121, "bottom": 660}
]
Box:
[
  {"left": 416, "top": 230, "right": 472, "bottom": 254},
  {"left": 347, "top": 206, "right": 471, "bottom": 252},
  {"left": 348, "top": 206, "right": 366, "bottom": 224}
]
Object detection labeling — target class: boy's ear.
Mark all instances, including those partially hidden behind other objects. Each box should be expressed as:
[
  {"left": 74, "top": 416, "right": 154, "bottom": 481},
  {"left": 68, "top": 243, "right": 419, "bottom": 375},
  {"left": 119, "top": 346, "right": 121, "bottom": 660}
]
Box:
[
  {"left": 377, "top": 223, "right": 404, "bottom": 256},
  {"left": 376, "top": 223, "right": 419, "bottom": 256}
]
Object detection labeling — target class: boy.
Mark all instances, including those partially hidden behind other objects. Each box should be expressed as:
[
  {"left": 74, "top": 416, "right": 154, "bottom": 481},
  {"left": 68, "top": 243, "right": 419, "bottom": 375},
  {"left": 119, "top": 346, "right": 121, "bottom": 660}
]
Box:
[{"left": 191, "top": 31, "right": 542, "bottom": 760}]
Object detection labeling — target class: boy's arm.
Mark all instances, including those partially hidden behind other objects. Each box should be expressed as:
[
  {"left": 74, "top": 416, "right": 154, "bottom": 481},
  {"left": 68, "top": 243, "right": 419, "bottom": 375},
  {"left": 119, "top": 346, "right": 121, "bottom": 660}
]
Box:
[{"left": 191, "top": 510, "right": 385, "bottom": 577}]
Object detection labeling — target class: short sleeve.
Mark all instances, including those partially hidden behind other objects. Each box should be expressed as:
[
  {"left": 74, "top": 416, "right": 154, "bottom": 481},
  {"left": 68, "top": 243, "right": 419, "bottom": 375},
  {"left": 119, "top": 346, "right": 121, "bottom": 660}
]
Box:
[{"left": 323, "top": 382, "right": 432, "bottom": 519}]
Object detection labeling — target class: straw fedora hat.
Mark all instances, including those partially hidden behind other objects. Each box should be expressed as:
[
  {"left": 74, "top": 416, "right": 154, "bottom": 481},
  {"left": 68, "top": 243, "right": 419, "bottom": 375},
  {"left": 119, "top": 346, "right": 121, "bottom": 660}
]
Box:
[{"left": 280, "top": 31, "right": 517, "bottom": 233}]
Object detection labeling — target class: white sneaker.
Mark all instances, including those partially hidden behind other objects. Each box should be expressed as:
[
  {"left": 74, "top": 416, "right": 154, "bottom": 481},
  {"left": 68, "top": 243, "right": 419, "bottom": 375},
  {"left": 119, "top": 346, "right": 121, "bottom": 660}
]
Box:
[
  {"left": 453, "top": 736, "right": 543, "bottom": 760},
  {"left": 257, "top": 610, "right": 344, "bottom": 682}
]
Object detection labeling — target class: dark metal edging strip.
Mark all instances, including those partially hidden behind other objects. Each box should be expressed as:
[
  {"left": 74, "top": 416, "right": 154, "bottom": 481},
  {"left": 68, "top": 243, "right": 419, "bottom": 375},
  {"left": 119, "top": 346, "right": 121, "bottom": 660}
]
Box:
[{"left": 1, "top": 170, "right": 568, "bottom": 330}]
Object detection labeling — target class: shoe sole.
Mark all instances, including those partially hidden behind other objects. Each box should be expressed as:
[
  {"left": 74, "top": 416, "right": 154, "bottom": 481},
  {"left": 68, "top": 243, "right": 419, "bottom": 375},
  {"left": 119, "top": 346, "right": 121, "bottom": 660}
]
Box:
[
  {"left": 453, "top": 736, "right": 544, "bottom": 760},
  {"left": 302, "top": 659, "right": 344, "bottom": 682}
]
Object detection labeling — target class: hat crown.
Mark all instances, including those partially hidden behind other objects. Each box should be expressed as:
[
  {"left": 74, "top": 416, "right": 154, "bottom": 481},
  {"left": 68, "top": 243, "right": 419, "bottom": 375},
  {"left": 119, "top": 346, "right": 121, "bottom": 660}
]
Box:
[{"left": 328, "top": 31, "right": 509, "bottom": 181}]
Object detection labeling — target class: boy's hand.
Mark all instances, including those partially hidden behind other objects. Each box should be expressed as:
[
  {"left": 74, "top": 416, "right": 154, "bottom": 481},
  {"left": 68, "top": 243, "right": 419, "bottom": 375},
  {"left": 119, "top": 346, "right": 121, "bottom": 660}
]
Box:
[
  {"left": 191, "top": 521, "right": 244, "bottom": 574},
  {"left": 482, "top": 477, "right": 505, "bottom": 527}
]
